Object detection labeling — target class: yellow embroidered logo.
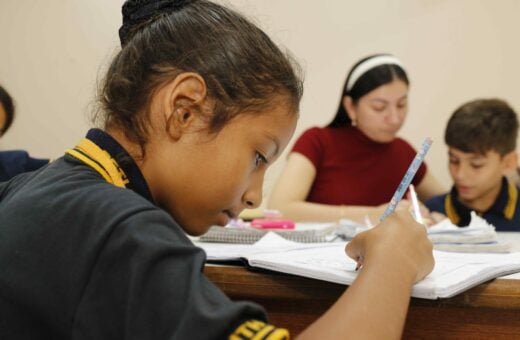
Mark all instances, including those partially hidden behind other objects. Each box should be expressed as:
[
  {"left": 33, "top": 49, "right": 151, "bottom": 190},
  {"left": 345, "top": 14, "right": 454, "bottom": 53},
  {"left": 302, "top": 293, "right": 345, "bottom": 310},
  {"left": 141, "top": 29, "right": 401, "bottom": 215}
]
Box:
[{"left": 229, "top": 320, "right": 289, "bottom": 340}]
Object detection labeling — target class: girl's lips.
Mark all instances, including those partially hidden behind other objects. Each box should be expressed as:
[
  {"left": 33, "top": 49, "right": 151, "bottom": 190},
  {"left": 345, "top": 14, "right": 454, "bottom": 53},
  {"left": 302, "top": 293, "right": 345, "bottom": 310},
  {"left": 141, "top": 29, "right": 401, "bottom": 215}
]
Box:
[{"left": 216, "top": 210, "right": 238, "bottom": 226}]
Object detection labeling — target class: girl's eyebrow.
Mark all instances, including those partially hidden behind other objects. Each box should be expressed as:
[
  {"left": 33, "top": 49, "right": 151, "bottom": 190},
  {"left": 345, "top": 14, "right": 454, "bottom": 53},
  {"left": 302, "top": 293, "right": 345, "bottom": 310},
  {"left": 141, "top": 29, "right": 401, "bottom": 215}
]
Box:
[{"left": 262, "top": 132, "right": 280, "bottom": 157}]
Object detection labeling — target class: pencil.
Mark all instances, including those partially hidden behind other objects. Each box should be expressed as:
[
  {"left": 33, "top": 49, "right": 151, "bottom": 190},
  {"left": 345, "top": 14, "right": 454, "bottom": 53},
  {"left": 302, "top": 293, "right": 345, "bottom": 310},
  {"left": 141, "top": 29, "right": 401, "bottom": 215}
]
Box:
[
  {"left": 380, "top": 137, "right": 433, "bottom": 221},
  {"left": 355, "top": 137, "right": 433, "bottom": 272}
]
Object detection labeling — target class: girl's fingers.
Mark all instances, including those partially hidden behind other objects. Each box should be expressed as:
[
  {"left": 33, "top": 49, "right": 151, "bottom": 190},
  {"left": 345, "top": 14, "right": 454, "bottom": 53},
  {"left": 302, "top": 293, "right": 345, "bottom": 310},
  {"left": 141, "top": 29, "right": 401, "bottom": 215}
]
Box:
[{"left": 346, "top": 230, "right": 368, "bottom": 266}]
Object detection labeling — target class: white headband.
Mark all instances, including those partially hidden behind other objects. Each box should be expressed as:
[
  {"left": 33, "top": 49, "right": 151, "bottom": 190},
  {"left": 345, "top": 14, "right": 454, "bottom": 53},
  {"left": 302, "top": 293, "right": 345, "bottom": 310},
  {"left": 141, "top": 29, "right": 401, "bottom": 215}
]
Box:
[{"left": 346, "top": 55, "right": 404, "bottom": 92}]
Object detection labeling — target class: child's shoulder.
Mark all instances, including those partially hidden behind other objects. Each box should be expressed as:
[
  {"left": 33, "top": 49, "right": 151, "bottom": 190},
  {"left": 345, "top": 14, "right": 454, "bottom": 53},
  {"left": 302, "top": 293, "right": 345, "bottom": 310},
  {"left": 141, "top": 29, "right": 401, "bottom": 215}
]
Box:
[
  {"left": 2, "top": 154, "right": 191, "bottom": 246},
  {"left": 425, "top": 192, "right": 448, "bottom": 212},
  {"left": 2, "top": 156, "right": 167, "bottom": 227}
]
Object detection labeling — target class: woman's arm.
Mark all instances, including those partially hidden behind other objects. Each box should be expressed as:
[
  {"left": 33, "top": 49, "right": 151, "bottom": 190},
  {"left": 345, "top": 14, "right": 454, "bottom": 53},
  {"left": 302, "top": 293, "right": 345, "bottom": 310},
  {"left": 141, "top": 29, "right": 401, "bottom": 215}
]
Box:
[
  {"left": 268, "top": 153, "right": 410, "bottom": 224},
  {"left": 296, "top": 210, "right": 434, "bottom": 340},
  {"left": 416, "top": 170, "right": 446, "bottom": 201}
]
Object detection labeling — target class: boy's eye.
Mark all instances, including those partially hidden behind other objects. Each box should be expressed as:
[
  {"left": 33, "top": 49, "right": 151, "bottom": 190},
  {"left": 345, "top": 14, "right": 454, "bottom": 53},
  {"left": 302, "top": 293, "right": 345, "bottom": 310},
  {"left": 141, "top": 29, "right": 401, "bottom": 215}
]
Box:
[
  {"left": 372, "top": 106, "right": 385, "bottom": 112},
  {"left": 449, "top": 158, "right": 459, "bottom": 165},
  {"left": 254, "top": 152, "right": 267, "bottom": 167},
  {"left": 471, "top": 163, "right": 485, "bottom": 169}
]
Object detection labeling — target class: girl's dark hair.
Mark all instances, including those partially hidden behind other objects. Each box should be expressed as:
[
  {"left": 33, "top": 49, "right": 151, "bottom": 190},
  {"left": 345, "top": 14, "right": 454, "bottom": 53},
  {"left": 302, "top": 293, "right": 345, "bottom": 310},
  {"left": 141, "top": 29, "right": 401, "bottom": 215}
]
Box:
[
  {"left": 99, "top": 0, "right": 303, "bottom": 151},
  {"left": 0, "top": 85, "right": 15, "bottom": 136},
  {"left": 328, "top": 54, "right": 409, "bottom": 128}
]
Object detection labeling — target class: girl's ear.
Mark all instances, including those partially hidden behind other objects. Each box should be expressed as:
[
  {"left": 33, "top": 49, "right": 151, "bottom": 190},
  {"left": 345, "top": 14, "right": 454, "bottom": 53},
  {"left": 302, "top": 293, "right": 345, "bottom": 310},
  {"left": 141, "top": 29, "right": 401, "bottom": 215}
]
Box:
[
  {"left": 342, "top": 96, "right": 357, "bottom": 123},
  {"left": 163, "top": 72, "right": 209, "bottom": 141}
]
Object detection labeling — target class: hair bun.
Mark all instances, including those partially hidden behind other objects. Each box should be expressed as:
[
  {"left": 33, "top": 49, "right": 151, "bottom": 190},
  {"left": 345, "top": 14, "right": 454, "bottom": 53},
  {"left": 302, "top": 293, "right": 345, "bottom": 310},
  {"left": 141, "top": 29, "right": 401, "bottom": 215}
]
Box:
[{"left": 119, "top": 0, "right": 193, "bottom": 46}]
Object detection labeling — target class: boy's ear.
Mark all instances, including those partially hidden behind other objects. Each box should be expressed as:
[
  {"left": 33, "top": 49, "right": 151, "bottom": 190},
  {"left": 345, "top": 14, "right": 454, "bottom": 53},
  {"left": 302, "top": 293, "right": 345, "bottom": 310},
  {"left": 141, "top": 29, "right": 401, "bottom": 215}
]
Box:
[
  {"left": 501, "top": 150, "right": 518, "bottom": 173},
  {"left": 163, "top": 72, "right": 208, "bottom": 141}
]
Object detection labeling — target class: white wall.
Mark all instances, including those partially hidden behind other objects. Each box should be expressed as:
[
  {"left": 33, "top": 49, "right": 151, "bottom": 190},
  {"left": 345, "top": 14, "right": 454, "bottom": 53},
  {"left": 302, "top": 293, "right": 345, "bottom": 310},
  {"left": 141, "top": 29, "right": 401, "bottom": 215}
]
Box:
[{"left": 1, "top": 0, "right": 519, "bottom": 205}]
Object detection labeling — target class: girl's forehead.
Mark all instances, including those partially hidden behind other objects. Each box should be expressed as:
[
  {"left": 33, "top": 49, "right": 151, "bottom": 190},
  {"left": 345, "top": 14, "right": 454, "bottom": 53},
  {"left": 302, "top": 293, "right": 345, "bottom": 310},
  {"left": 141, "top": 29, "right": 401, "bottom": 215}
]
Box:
[{"left": 226, "top": 106, "right": 297, "bottom": 137}]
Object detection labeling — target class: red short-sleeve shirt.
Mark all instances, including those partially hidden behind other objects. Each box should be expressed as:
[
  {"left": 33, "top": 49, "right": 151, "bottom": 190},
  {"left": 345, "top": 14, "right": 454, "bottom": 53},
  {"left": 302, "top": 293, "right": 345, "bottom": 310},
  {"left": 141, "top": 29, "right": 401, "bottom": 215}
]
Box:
[{"left": 291, "top": 126, "right": 427, "bottom": 206}]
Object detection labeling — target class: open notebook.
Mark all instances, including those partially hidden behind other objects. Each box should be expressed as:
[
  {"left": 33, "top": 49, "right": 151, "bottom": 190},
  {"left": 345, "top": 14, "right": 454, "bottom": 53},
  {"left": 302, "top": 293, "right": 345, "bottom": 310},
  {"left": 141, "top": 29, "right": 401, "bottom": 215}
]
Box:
[{"left": 197, "top": 232, "right": 520, "bottom": 300}]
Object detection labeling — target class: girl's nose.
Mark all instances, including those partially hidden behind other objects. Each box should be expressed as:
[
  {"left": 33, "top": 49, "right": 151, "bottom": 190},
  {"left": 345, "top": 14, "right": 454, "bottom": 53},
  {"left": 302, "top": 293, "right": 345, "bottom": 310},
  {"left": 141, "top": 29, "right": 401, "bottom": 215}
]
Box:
[{"left": 242, "top": 173, "right": 263, "bottom": 209}]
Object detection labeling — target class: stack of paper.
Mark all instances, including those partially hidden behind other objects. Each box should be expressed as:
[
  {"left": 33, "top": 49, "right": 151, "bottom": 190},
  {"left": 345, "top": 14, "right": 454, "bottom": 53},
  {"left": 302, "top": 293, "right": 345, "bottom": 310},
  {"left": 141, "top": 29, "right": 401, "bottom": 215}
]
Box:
[
  {"left": 198, "top": 233, "right": 520, "bottom": 300},
  {"left": 427, "top": 212, "right": 510, "bottom": 253},
  {"left": 337, "top": 212, "right": 511, "bottom": 253}
]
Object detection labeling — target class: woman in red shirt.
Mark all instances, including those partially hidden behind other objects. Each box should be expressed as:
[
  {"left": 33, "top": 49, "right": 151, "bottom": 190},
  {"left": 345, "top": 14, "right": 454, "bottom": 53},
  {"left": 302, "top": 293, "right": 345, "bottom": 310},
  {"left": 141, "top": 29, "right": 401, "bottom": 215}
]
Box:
[{"left": 269, "top": 54, "right": 445, "bottom": 223}]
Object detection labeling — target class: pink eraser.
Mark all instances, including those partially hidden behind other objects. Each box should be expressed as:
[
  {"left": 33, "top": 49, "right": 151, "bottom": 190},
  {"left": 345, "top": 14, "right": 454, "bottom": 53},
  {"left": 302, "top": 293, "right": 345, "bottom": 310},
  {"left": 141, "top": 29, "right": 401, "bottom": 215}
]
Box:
[{"left": 250, "top": 219, "right": 295, "bottom": 229}]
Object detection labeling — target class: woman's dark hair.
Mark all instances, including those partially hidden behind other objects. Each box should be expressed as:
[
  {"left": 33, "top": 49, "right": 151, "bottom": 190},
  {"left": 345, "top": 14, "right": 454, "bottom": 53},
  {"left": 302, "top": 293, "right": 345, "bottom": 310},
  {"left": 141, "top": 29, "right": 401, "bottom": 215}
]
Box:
[
  {"left": 0, "top": 85, "right": 15, "bottom": 136},
  {"left": 99, "top": 0, "right": 303, "bottom": 152},
  {"left": 328, "top": 54, "right": 409, "bottom": 128}
]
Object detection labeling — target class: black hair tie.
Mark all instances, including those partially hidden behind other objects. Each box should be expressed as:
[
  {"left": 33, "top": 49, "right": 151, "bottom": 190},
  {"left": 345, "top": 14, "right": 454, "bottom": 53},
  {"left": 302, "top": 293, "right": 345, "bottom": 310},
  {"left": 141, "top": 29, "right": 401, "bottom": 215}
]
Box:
[{"left": 119, "top": 0, "right": 193, "bottom": 46}]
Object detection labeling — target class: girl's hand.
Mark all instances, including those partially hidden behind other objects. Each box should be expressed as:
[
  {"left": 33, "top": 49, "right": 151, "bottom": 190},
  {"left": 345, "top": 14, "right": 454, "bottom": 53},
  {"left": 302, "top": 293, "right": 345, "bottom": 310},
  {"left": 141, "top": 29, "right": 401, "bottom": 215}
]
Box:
[{"left": 346, "top": 210, "right": 434, "bottom": 283}]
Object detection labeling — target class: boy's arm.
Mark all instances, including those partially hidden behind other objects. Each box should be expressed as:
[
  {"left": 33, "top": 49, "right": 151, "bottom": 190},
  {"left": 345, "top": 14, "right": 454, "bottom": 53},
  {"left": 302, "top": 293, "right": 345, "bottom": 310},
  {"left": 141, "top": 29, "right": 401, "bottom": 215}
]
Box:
[{"left": 296, "top": 211, "right": 434, "bottom": 340}]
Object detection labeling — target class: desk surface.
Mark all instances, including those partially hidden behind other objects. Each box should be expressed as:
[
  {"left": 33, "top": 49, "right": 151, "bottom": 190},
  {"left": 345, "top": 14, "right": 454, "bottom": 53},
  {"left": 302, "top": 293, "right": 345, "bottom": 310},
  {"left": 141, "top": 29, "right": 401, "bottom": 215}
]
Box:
[
  {"left": 205, "top": 265, "right": 520, "bottom": 339},
  {"left": 201, "top": 231, "right": 520, "bottom": 338}
]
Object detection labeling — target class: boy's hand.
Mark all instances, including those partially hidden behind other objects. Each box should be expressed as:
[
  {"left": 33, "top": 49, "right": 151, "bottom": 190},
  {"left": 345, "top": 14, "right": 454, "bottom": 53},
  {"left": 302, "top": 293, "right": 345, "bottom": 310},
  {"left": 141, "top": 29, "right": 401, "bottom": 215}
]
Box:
[{"left": 346, "top": 210, "right": 435, "bottom": 283}]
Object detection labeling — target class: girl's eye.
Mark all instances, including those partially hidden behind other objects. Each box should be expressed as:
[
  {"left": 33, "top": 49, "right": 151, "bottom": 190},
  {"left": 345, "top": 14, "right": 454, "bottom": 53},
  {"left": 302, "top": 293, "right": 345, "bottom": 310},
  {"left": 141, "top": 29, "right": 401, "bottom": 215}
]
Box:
[
  {"left": 471, "top": 163, "right": 484, "bottom": 169},
  {"left": 254, "top": 152, "right": 267, "bottom": 167}
]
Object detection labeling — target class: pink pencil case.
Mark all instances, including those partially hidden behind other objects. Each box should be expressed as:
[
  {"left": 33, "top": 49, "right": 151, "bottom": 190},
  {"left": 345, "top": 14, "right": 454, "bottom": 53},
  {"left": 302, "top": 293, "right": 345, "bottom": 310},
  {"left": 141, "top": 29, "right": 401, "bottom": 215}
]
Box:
[{"left": 250, "top": 219, "right": 295, "bottom": 229}]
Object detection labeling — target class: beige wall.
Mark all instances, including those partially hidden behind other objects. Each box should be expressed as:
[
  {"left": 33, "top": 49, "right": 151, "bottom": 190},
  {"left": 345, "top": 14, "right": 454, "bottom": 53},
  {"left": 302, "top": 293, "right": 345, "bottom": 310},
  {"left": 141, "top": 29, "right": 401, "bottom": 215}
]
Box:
[{"left": 1, "top": 0, "right": 519, "bottom": 205}]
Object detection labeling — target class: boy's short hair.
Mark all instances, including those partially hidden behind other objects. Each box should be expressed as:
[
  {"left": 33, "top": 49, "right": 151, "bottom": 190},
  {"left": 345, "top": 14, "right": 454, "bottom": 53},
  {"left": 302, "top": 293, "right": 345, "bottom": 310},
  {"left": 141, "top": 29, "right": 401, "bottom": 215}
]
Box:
[{"left": 445, "top": 98, "right": 519, "bottom": 156}]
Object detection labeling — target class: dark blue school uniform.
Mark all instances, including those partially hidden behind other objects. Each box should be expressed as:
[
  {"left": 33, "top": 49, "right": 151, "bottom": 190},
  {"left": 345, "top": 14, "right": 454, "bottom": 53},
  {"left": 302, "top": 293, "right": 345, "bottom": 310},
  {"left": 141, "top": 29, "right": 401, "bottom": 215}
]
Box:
[
  {"left": 426, "top": 177, "right": 520, "bottom": 231},
  {"left": 0, "top": 150, "right": 49, "bottom": 182},
  {"left": 0, "top": 129, "right": 288, "bottom": 339}
]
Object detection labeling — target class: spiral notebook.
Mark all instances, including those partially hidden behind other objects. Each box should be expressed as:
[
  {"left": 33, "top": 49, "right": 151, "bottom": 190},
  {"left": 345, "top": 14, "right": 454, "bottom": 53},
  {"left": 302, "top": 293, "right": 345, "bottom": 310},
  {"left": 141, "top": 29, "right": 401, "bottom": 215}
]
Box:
[{"left": 199, "top": 223, "right": 338, "bottom": 244}]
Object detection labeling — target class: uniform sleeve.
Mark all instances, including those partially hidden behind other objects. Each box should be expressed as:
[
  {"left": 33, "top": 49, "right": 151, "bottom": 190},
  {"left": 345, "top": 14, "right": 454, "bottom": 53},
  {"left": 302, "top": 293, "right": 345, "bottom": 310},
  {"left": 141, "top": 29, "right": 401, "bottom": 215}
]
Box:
[
  {"left": 72, "top": 209, "right": 289, "bottom": 340},
  {"left": 0, "top": 150, "right": 48, "bottom": 181},
  {"left": 395, "top": 139, "right": 428, "bottom": 186},
  {"left": 291, "top": 127, "right": 324, "bottom": 169}
]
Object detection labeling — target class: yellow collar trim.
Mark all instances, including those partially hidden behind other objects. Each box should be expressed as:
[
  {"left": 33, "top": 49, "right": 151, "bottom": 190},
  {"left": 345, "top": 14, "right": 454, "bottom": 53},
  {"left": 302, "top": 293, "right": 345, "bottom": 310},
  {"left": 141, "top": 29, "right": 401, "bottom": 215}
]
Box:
[
  {"left": 503, "top": 180, "right": 518, "bottom": 220},
  {"left": 65, "top": 138, "right": 129, "bottom": 188},
  {"left": 444, "top": 194, "right": 460, "bottom": 225}
]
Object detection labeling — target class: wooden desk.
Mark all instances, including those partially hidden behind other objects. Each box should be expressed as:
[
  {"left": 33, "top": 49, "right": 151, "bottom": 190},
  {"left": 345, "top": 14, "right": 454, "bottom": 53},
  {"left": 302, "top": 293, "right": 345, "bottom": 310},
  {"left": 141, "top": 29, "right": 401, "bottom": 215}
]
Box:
[{"left": 204, "top": 265, "right": 520, "bottom": 339}]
